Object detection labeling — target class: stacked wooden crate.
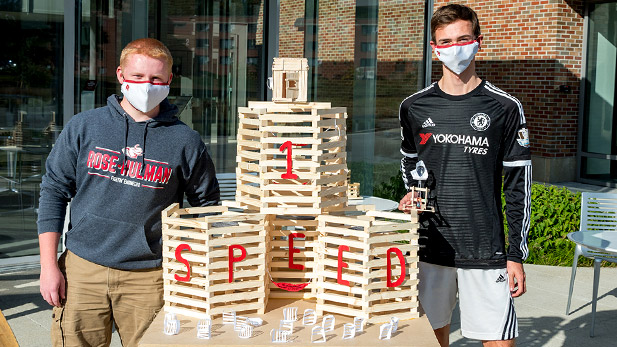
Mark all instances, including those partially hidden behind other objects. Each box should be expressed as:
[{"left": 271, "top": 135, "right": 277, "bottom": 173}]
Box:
[
  {"left": 236, "top": 101, "right": 348, "bottom": 215},
  {"left": 315, "top": 210, "right": 420, "bottom": 323},
  {"left": 161, "top": 204, "right": 268, "bottom": 319}
]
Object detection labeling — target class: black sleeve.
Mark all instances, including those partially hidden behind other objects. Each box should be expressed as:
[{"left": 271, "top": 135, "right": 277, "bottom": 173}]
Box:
[
  {"left": 399, "top": 101, "right": 419, "bottom": 191},
  {"left": 502, "top": 102, "right": 532, "bottom": 263},
  {"left": 185, "top": 144, "right": 220, "bottom": 207}
]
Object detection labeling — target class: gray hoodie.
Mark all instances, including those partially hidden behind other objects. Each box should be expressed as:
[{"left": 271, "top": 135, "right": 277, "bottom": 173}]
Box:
[{"left": 38, "top": 95, "right": 220, "bottom": 269}]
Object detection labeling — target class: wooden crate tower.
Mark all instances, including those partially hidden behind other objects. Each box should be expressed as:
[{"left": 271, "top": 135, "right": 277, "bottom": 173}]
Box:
[
  {"left": 161, "top": 204, "right": 268, "bottom": 319},
  {"left": 266, "top": 215, "right": 319, "bottom": 299},
  {"left": 315, "top": 210, "right": 420, "bottom": 324},
  {"left": 271, "top": 57, "right": 308, "bottom": 102}
]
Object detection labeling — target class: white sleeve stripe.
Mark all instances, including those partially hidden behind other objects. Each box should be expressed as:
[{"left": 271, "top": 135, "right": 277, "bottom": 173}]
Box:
[
  {"left": 503, "top": 160, "right": 532, "bottom": 167},
  {"left": 400, "top": 159, "right": 410, "bottom": 189},
  {"left": 520, "top": 165, "right": 532, "bottom": 260},
  {"left": 400, "top": 149, "right": 418, "bottom": 158},
  {"left": 398, "top": 83, "right": 435, "bottom": 121},
  {"left": 484, "top": 82, "right": 526, "bottom": 124}
]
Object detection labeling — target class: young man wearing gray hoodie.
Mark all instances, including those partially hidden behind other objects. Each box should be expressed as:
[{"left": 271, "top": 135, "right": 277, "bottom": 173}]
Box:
[{"left": 37, "top": 38, "right": 220, "bottom": 347}]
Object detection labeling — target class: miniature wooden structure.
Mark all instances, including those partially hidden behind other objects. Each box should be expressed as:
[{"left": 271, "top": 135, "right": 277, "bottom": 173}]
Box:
[
  {"left": 236, "top": 101, "right": 348, "bottom": 215},
  {"left": 348, "top": 182, "right": 360, "bottom": 199},
  {"left": 162, "top": 204, "right": 268, "bottom": 319},
  {"left": 315, "top": 211, "right": 419, "bottom": 324},
  {"left": 271, "top": 58, "right": 308, "bottom": 102},
  {"left": 405, "top": 186, "right": 434, "bottom": 212}
]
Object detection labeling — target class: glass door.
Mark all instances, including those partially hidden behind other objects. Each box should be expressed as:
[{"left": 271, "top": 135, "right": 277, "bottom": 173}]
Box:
[
  {"left": 581, "top": 2, "right": 617, "bottom": 184},
  {"left": 0, "top": 1, "right": 64, "bottom": 259}
]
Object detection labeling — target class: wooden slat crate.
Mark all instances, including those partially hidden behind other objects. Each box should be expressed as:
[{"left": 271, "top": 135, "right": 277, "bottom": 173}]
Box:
[
  {"left": 315, "top": 210, "right": 420, "bottom": 324},
  {"left": 266, "top": 214, "right": 319, "bottom": 299},
  {"left": 161, "top": 204, "right": 268, "bottom": 320},
  {"left": 236, "top": 101, "right": 348, "bottom": 215}
]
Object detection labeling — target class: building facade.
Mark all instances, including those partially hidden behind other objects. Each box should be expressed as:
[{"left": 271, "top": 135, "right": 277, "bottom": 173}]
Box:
[{"left": 0, "top": 0, "right": 612, "bottom": 262}]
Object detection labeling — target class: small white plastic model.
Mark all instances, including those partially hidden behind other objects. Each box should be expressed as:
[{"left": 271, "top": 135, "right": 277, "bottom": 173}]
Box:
[
  {"left": 342, "top": 323, "right": 356, "bottom": 339},
  {"left": 379, "top": 323, "right": 393, "bottom": 340},
  {"left": 222, "top": 311, "right": 236, "bottom": 325},
  {"left": 234, "top": 316, "right": 249, "bottom": 331},
  {"left": 238, "top": 323, "right": 253, "bottom": 339},
  {"left": 283, "top": 307, "right": 298, "bottom": 321},
  {"left": 271, "top": 328, "right": 290, "bottom": 343},
  {"left": 322, "top": 315, "right": 335, "bottom": 332},
  {"left": 390, "top": 317, "right": 399, "bottom": 333},
  {"left": 279, "top": 319, "right": 294, "bottom": 333},
  {"left": 196, "top": 318, "right": 211, "bottom": 339},
  {"left": 311, "top": 326, "right": 326, "bottom": 343},
  {"left": 303, "top": 309, "right": 317, "bottom": 326},
  {"left": 163, "top": 312, "right": 180, "bottom": 336},
  {"left": 353, "top": 317, "right": 364, "bottom": 332},
  {"left": 247, "top": 317, "right": 264, "bottom": 326}
]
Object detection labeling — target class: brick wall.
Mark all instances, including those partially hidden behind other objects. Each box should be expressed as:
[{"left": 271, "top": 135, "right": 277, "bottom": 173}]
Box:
[
  {"left": 279, "top": 0, "right": 305, "bottom": 57},
  {"left": 432, "top": 0, "right": 585, "bottom": 158}
]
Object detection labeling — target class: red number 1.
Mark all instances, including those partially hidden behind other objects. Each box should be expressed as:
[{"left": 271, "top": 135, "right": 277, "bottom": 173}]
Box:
[{"left": 280, "top": 141, "right": 299, "bottom": 179}]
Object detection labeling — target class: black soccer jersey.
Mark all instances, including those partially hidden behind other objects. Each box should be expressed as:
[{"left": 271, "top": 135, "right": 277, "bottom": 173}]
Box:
[{"left": 400, "top": 80, "right": 531, "bottom": 269}]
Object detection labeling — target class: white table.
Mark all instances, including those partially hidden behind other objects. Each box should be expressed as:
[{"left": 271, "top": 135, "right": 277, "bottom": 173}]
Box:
[
  {"left": 348, "top": 196, "right": 399, "bottom": 211},
  {"left": 567, "top": 231, "right": 617, "bottom": 336}
]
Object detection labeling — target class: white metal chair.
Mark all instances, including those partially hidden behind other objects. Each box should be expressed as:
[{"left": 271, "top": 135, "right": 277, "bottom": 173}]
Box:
[
  {"left": 567, "top": 192, "right": 617, "bottom": 317},
  {"left": 271, "top": 328, "right": 290, "bottom": 343},
  {"left": 279, "top": 319, "right": 294, "bottom": 333},
  {"left": 353, "top": 316, "right": 364, "bottom": 332},
  {"left": 390, "top": 316, "right": 399, "bottom": 333}
]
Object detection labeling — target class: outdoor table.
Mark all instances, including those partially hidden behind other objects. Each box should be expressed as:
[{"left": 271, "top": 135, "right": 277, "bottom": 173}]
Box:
[
  {"left": 567, "top": 231, "right": 617, "bottom": 337},
  {"left": 139, "top": 298, "right": 439, "bottom": 346}
]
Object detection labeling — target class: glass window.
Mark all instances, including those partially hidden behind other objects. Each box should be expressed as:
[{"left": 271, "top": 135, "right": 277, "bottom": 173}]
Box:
[
  {"left": 295, "top": 0, "right": 426, "bottom": 194},
  {"left": 0, "top": 1, "right": 65, "bottom": 258},
  {"left": 581, "top": 2, "right": 617, "bottom": 183}
]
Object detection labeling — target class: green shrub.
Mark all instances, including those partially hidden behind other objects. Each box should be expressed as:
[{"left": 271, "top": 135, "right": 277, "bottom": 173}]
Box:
[{"left": 374, "top": 172, "right": 607, "bottom": 267}]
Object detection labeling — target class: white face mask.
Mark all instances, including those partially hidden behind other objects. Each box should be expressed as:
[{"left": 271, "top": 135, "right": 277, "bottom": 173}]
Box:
[
  {"left": 433, "top": 40, "right": 479, "bottom": 75},
  {"left": 121, "top": 79, "right": 170, "bottom": 113}
]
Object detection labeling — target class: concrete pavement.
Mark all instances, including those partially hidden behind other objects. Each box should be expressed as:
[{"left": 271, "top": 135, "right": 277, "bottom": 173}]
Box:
[{"left": 1, "top": 263, "right": 616, "bottom": 346}]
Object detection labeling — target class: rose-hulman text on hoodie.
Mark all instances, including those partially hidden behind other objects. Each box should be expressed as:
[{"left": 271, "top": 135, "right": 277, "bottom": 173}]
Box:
[{"left": 37, "top": 95, "right": 220, "bottom": 270}]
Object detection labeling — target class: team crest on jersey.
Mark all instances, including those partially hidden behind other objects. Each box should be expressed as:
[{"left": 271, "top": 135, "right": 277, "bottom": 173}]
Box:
[
  {"left": 517, "top": 128, "right": 530, "bottom": 147},
  {"left": 122, "top": 144, "right": 143, "bottom": 159},
  {"left": 470, "top": 113, "right": 491, "bottom": 131}
]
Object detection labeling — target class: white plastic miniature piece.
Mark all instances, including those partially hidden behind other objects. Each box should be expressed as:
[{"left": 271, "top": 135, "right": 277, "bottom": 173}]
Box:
[
  {"left": 342, "top": 323, "right": 356, "bottom": 339},
  {"left": 311, "top": 326, "right": 326, "bottom": 343},
  {"left": 390, "top": 317, "right": 399, "bottom": 333},
  {"left": 279, "top": 319, "right": 294, "bottom": 333},
  {"left": 353, "top": 317, "right": 364, "bottom": 332},
  {"left": 196, "top": 318, "right": 211, "bottom": 339},
  {"left": 234, "top": 316, "right": 249, "bottom": 331},
  {"left": 222, "top": 311, "right": 236, "bottom": 325},
  {"left": 379, "top": 323, "right": 393, "bottom": 340},
  {"left": 247, "top": 317, "right": 264, "bottom": 327},
  {"left": 283, "top": 307, "right": 298, "bottom": 321},
  {"left": 322, "top": 314, "right": 335, "bottom": 332},
  {"left": 163, "top": 312, "right": 180, "bottom": 335},
  {"left": 238, "top": 323, "right": 253, "bottom": 339},
  {"left": 271, "top": 329, "right": 290, "bottom": 343},
  {"left": 303, "top": 309, "right": 317, "bottom": 326}
]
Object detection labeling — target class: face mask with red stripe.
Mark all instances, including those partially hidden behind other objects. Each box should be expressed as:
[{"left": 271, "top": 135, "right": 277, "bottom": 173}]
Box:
[
  {"left": 121, "top": 79, "right": 170, "bottom": 113},
  {"left": 433, "top": 40, "right": 479, "bottom": 75}
]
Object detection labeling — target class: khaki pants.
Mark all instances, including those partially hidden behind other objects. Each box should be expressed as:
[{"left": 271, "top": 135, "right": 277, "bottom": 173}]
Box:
[{"left": 51, "top": 251, "right": 163, "bottom": 347}]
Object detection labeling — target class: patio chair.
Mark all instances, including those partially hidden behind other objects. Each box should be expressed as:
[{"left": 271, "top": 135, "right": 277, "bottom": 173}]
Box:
[{"left": 566, "top": 192, "right": 617, "bottom": 316}]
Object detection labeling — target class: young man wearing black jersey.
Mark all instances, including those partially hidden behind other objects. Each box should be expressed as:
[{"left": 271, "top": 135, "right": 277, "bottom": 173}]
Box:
[{"left": 398, "top": 4, "right": 531, "bottom": 347}]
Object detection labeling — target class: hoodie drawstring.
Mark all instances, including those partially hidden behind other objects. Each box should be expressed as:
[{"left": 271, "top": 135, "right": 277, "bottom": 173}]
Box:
[
  {"left": 141, "top": 122, "right": 149, "bottom": 175},
  {"left": 121, "top": 115, "right": 129, "bottom": 174}
]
